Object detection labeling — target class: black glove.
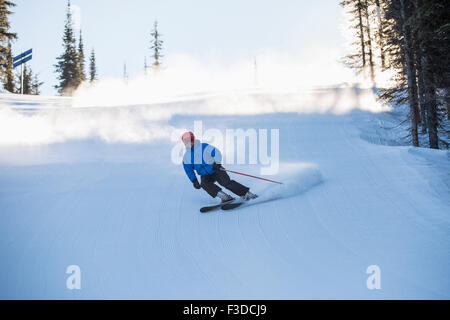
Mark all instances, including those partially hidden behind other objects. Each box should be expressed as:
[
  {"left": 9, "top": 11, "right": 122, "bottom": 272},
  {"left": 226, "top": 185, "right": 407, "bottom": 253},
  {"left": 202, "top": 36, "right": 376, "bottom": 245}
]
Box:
[
  {"left": 192, "top": 178, "right": 201, "bottom": 189},
  {"left": 212, "top": 162, "right": 222, "bottom": 172}
]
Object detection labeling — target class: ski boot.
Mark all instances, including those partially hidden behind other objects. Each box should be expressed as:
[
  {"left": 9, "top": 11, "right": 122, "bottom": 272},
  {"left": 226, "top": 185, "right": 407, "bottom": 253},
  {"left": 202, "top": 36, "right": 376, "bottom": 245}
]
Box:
[
  {"left": 217, "top": 191, "right": 234, "bottom": 204},
  {"left": 243, "top": 191, "right": 258, "bottom": 201}
]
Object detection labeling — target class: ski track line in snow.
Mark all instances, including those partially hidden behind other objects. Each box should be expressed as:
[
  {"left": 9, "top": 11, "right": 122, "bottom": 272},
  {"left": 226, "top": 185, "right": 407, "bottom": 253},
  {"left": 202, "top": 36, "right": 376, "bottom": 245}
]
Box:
[
  {"left": 282, "top": 196, "right": 337, "bottom": 284},
  {"left": 166, "top": 181, "right": 200, "bottom": 297},
  {"left": 220, "top": 209, "right": 257, "bottom": 294},
  {"left": 176, "top": 192, "right": 217, "bottom": 296},
  {"left": 198, "top": 214, "right": 244, "bottom": 297},
  {"left": 255, "top": 201, "right": 298, "bottom": 273},
  {"left": 153, "top": 181, "right": 177, "bottom": 295},
  {"left": 260, "top": 199, "right": 302, "bottom": 272}
]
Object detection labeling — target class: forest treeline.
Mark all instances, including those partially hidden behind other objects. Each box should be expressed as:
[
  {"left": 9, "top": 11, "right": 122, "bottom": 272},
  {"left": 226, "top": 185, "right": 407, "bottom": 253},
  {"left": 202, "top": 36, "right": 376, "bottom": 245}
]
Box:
[
  {"left": 0, "top": 0, "right": 162, "bottom": 96},
  {"left": 341, "top": 0, "right": 449, "bottom": 149}
]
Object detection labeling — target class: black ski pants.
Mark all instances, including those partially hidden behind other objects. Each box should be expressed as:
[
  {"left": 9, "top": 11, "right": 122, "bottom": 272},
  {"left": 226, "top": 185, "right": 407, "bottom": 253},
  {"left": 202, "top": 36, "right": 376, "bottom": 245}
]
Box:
[{"left": 200, "top": 170, "right": 249, "bottom": 198}]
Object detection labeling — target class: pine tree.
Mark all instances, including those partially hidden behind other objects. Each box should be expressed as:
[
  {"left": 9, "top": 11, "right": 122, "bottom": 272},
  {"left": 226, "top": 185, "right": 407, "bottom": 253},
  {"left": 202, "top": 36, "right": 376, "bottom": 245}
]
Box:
[
  {"left": 150, "top": 21, "right": 163, "bottom": 69},
  {"left": 362, "top": 0, "right": 376, "bottom": 83},
  {"left": 377, "top": 0, "right": 421, "bottom": 146},
  {"left": 340, "top": 1, "right": 369, "bottom": 76},
  {"left": 144, "top": 56, "right": 148, "bottom": 75},
  {"left": 374, "top": 0, "right": 448, "bottom": 149},
  {"left": 374, "top": 0, "right": 386, "bottom": 69},
  {"left": 4, "top": 40, "right": 14, "bottom": 92},
  {"left": 89, "top": 48, "right": 97, "bottom": 83},
  {"left": 16, "top": 64, "right": 43, "bottom": 95},
  {"left": 31, "top": 73, "right": 43, "bottom": 95},
  {"left": 22, "top": 64, "right": 31, "bottom": 94},
  {"left": 410, "top": 0, "right": 449, "bottom": 148},
  {"left": 54, "top": 0, "right": 82, "bottom": 95},
  {"left": 415, "top": 45, "right": 427, "bottom": 133},
  {"left": 342, "top": 0, "right": 449, "bottom": 148},
  {"left": 341, "top": 0, "right": 391, "bottom": 84},
  {"left": 399, "top": 0, "right": 420, "bottom": 146},
  {"left": 16, "top": 63, "right": 30, "bottom": 94},
  {"left": 0, "top": 0, "right": 17, "bottom": 89},
  {"left": 123, "top": 62, "right": 128, "bottom": 82},
  {"left": 78, "top": 29, "right": 86, "bottom": 82}
]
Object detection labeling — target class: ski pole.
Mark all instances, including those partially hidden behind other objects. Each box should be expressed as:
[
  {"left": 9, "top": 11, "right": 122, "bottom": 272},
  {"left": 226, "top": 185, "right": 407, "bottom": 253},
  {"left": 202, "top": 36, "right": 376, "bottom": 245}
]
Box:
[{"left": 220, "top": 168, "right": 283, "bottom": 185}]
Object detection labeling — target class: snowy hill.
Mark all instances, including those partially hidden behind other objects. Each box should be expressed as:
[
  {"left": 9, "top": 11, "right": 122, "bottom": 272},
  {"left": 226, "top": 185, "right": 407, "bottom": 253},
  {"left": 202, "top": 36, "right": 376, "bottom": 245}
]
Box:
[{"left": 0, "top": 88, "right": 449, "bottom": 299}]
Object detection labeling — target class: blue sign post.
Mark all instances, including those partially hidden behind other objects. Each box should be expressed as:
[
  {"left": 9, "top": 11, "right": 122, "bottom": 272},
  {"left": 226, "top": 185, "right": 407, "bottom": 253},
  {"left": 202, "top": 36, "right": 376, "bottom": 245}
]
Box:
[{"left": 13, "top": 49, "right": 33, "bottom": 94}]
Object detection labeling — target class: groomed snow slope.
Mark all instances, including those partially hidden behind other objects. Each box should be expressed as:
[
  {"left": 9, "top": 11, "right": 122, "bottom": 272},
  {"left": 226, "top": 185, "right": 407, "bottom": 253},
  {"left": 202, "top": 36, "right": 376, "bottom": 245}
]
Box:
[{"left": 0, "top": 90, "right": 449, "bottom": 299}]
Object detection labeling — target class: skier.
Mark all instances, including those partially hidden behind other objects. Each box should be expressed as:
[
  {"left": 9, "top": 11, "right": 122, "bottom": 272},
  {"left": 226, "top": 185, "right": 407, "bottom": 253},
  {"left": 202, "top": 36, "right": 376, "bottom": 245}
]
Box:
[{"left": 181, "top": 131, "right": 258, "bottom": 203}]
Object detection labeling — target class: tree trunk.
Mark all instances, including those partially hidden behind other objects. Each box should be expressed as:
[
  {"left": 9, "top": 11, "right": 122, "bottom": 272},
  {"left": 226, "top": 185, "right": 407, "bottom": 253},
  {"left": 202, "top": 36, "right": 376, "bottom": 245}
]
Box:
[
  {"left": 363, "top": 0, "right": 376, "bottom": 84},
  {"left": 421, "top": 55, "right": 439, "bottom": 149},
  {"left": 357, "top": 0, "right": 366, "bottom": 67},
  {"left": 374, "top": 0, "right": 386, "bottom": 70},
  {"left": 400, "top": 0, "right": 420, "bottom": 147},
  {"left": 415, "top": 52, "right": 427, "bottom": 133},
  {"left": 446, "top": 88, "right": 450, "bottom": 121},
  {"left": 413, "top": 0, "right": 438, "bottom": 148},
  {"left": 412, "top": 0, "right": 426, "bottom": 133}
]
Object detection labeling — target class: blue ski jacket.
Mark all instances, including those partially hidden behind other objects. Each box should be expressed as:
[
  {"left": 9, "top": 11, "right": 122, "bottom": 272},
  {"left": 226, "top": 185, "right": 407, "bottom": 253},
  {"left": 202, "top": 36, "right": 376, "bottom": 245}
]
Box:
[{"left": 183, "top": 140, "right": 222, "bottom": 182}]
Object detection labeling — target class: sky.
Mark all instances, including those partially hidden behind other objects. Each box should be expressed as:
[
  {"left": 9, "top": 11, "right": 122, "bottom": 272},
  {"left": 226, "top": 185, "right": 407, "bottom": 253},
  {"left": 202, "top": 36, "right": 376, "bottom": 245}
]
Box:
[{"left": 10, "top": 0, "right": 348, "bottom": 96}]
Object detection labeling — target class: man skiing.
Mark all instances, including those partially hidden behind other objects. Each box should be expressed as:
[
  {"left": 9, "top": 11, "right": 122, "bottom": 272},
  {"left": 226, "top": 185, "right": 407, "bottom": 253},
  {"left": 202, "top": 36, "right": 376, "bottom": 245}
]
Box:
[{"left": 182, "top": 131, "right": 258, "bottom": 203}]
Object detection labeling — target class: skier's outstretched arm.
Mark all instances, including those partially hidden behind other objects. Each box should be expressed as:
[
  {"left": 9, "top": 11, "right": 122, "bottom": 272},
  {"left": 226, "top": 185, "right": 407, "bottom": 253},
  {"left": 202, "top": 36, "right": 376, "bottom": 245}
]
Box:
[
  {"left": 183, "top": 161, "right": 196, "bottom": 182},
  {"left": 183, "top": 161, "right": 201, "bottom": 189}
]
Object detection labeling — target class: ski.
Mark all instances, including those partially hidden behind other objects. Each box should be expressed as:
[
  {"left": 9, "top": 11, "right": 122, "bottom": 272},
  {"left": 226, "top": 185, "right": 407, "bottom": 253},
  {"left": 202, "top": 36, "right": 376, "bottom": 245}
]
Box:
[
  {"left": 200, "top": 198, "right": 236, "bottom": 213},
  {"left": 221, "top": 201, "right": 245, "bottom": 210},
  {"left": 221, "top": 202, "right": 245, "bottom": 210},
  {"left": 200, "top": 204, "right": 222, "bottom": 213},
  {"left": 201, "top": 194, "right": 264, "bottom": 213},
  {"left": 221, "top": 196, "right": 281, "bottom": 211},
  {"left": 221, "top": 193, "right": 259, "bottom": 210}
]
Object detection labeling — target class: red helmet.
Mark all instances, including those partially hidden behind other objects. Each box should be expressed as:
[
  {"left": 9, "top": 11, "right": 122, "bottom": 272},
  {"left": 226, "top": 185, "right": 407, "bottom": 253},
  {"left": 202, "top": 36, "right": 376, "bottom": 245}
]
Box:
[{"left": 181, "top": 131, "right": 195, "bottom": 147}]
